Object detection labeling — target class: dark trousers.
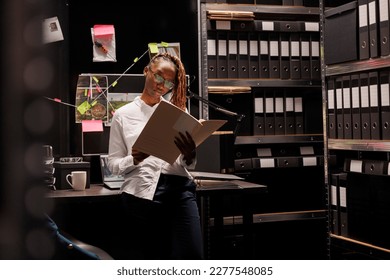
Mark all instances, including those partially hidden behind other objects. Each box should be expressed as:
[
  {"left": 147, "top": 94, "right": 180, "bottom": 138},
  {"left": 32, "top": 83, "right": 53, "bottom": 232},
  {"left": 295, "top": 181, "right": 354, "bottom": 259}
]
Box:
[{"left": 120, "top": 174, "right": 203, "bottom": 260}]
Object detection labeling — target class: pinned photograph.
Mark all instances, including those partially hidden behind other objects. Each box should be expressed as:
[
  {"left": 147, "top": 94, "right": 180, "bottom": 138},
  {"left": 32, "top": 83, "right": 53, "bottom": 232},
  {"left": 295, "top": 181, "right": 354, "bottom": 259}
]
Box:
[{"left": 42, "top": 16, "right": 64, "bottom": 44}]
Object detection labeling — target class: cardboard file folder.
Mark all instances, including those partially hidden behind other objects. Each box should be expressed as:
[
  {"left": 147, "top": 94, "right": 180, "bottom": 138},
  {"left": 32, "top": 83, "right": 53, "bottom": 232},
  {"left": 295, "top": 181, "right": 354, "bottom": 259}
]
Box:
[
  {"left": 269, "top": 33, "right": 280, "bottom": 79},
  {"left": 346, "top": 171, "right": 371, "bottom": 243},
  {"left": 285, "top": 94, "right": 296, "bottom": 135},
  {"left": 304, "top": 21, "right": 320, "bottom": 33},
  {"left": 231, "top": 20, "right": 254, "bottom": 31},
  {"left": 228, "top": 32, "right": 239, "bottom": 78},
  {"left": 360, "top": 72, "right": 371, "bottom": 139},
  {"left": 253, "top": 96, "right": 265, "bottom": 135},
  {"left": 335, "top": 77, "right": 344, "bottom": 139},
  {"left": 238, "top": 32, "right": 250, "bottom": 78},
  {"left": 249, "top": 33, "right": 260, "bottom": 78},
  {"left": 342, "top": 75, "right": 353, "bottom": 139},
  {"left": 280, "top": 33, "right": 290, "bottom": 80},
  {"left": 276, "top": 157, "right": 300, "bottom": 168},
  {"left": 363, "top": 159, "right": 386, "bottom": 175},
  {"left": 380, "top": 70, "right": 390, "bottom": 139},
  {"left": 351, "top": 74, "right": 362, "bottom": 139},
  {"left": 252, "top": 156, "right": 276, "bottom": 169},
  {"left": 257, "top": 19, "right": 306, "bottom": 32},
  {"left": 379, "top": 0, "right": 390, "bottom": 56},
  {"left": 324, "top": 1, "right": 358, "bottom": 64},
  {"left": 327, "top": 77, "right": 337, "bottom": 139},
  {"left": 344, "top": 158, "right": 364, "bottom": 173},
  {"left": 294, "top": 97, "right": 304, "bottom": 134},
  {"left": 234, "top": 158, "right": 252, "bottom": 171},
  {"left": 369, "top": 71, "right": 381, "bottom": 139},
  {"left": 368, "top": 0, "right": 379, "bottom": 58},
  {"left": 216, "top": 31, "right": 228, "bottom": 78},
  {"left": 300, "top": 33, "right": 311, "bottom": 80},
  {"left": 338, "top": 173, "right": 349, "bottom": 237},
  {"left": 290, "top": 33, "right": 301, "bottom": 79},
  {"left": 259, "top": 33, "right": 270, "bottom": 78},
  {"left": 345, "top": 161, "right": 390, "bottom": 247},
  {"left": 207, "top": 34, "right": 217, "bottom": 79},
  {"left": 265, "top": 94, "right": 275, "bottom": 135},
  {"left": 359, "top": 0, "right": 370, "bottom": 59},
  {"left": 133, "top": 101, "right": 226, "bottom": 165},
  {"left": 274, "top": 90, "right": 285, "bottom": 135},
  {"left": 330, "top": 173, "right": 344, "bottom": 235},
  {"left": 310, "top": 33, "right": 321, "bottom": 80}
]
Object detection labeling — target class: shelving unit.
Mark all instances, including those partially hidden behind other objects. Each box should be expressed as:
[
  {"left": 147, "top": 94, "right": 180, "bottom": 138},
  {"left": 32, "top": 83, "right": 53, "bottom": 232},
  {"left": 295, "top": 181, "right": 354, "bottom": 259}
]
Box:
[
  {"left": 322, "top": 0, "right": 390, "bottom": 259},
  {"left": 198, "top": 0, "right": 327, "bottom": 259}
]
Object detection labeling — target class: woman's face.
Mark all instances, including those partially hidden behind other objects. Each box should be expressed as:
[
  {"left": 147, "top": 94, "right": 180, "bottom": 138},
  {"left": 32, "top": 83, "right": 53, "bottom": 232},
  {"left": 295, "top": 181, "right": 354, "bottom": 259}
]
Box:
[{"left": 143, "top": 59, "right": 176, "bottom": 105}]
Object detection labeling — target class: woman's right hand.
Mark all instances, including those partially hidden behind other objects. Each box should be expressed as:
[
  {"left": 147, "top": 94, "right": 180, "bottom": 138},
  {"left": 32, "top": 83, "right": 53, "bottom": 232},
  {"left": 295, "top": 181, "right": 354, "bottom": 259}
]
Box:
[{"left": 132, "top": 149, "right": 149, "bottom": 165}]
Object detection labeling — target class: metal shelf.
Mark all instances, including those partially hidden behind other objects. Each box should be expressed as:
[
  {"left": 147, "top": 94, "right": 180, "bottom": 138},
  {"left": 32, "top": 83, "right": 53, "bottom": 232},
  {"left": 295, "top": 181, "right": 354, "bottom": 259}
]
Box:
[
  {"left": 208, "top": 78, "right": 321, "bottom": 88},
  {"left": 325, "top": 56, "right": 390, "bottom": 77},
  {"left": 253, "top": 209, "right": 326, "bottom": 223},
  {"left": 330, "top": 234, "right": 390, "bottom": 257},
  {"left": 235, "top": 134, "right": 324, "bottom": 145},
  {"left": 209, "top": 210, "right": 326, "bottom": 226},
  {"left": 205, "top": 3, "right": 320, "bottom": 17},
  {"left": 328, "top": 139, "right": 390, "bottom": 152}
]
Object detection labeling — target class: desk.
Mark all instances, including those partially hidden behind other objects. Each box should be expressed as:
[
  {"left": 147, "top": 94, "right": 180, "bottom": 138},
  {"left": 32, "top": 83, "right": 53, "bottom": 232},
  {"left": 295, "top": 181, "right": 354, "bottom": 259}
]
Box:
[
  {"left": 47, "top": 184, "right": 120, "bottom": 199},
  {"left": 47, "top": 180, "right": 267, "bottom": 259}
]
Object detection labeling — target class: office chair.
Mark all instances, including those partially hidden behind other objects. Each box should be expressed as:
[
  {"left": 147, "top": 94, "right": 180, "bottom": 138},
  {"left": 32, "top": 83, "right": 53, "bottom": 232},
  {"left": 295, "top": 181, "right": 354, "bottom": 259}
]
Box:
[{"left": 46, "top": 215, "right": 113, "bottom": 260}]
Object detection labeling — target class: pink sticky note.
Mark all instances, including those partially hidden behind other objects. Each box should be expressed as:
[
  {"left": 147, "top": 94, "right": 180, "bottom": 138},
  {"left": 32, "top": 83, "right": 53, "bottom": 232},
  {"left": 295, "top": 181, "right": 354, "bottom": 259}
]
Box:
[
  {"left": 82, "top": 120, "right": 104, "bottom": 132},
  {"left": 93, "top": 25, "right": 114, "bottom": 37}
]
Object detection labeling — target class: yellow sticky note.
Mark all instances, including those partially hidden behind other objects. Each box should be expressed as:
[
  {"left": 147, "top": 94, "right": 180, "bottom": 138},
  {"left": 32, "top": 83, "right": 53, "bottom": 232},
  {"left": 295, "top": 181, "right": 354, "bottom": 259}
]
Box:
[
  {"left": 160, "top": 41, "right": 169, "bottom": 48},
  {"left": 148, "top": 42, "right": 159, "bottom": 55},
  {"left": 77, "top": 101, "right": 91, "bottom": 115}
]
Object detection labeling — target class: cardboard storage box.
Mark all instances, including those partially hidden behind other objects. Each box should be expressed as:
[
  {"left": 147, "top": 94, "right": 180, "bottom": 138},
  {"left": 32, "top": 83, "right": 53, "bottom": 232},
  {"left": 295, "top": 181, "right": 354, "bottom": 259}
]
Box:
[
  {"left": 324, "top": 1, "right": 358, "bottom": 65},
  {"left": 53, "top": 161, "right": 90, "bottom": 190}
]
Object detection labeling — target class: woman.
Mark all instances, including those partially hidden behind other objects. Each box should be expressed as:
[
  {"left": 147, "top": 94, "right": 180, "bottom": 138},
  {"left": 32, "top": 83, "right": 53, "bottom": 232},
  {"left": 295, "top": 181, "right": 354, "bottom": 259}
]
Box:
[{"left": 108, "top": 52, "right": 203, "bottom": 259}]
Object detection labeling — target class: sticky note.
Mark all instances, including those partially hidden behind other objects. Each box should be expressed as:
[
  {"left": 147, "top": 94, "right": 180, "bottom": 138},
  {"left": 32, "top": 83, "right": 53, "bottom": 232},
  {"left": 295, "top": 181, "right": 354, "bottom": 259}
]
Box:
[
  {"left": 77, "top": 101, "right": 91, "bottom": 115},
  {"left": 82, "top": 120, "right": 103, "bottom": 132},
  {"left": 148, "top": 43, "right": 159, "bottom": 54},
  {"left": 95, "top": 84, "right": 102, "bottom": 92},
  {"left": 93, "top": 25, "right": 114, "bottom": 37}
]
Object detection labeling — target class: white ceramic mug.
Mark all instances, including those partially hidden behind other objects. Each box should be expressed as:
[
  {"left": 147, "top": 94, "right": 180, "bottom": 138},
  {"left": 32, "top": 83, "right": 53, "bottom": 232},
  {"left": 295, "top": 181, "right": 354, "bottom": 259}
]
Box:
[{"left": 66, "top": 171, "right": 87, "bottom": 190}]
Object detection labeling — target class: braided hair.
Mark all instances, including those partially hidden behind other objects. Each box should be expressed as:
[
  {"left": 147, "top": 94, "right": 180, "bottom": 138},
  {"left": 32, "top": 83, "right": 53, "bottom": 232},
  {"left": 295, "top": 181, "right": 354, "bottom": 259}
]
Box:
[{"left": 149, "top": 52, "right": 187, "bottom": 111}]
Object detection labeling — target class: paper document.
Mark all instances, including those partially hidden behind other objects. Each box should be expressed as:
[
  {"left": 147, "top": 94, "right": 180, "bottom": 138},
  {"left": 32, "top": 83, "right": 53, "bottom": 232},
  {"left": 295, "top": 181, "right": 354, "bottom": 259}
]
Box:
[
  {"left": 133, "top": 101, "right": 227, "bottom": 164},
  {"left": 190, "top": 171, "right": 243, "bottom": 181}
]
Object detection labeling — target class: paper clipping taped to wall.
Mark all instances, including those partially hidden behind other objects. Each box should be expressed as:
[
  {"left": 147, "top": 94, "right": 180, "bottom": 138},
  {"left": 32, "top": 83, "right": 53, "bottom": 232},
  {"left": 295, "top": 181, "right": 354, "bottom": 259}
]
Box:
[
  {"left": 91, "top": 24, "right": 117, "bottom": 62},
  {"left": 133, "top": 100, "right": 227, "bottom": 164},
  {"left": 42, "top": 16, "right": 64, "bottom": 44}
]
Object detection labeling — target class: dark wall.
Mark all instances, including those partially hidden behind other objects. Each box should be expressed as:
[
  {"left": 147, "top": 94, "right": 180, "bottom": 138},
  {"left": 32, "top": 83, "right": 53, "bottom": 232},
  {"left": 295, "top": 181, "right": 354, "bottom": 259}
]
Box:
[{"left": 47, "top": 0, "right": 199, "bottom": 158}]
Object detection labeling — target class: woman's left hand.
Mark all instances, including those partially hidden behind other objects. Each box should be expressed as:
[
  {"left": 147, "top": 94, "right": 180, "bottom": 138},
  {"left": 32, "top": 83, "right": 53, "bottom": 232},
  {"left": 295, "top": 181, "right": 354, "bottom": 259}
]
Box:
[{"left": 174, "top": 131, "right": 196, "bottom": 165}]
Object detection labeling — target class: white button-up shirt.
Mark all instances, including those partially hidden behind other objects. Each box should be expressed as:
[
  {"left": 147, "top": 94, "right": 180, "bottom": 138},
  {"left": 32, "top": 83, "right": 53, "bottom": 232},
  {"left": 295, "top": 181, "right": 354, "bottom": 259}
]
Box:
[{"left": 108, "top": 96, "right": 195, "bottom": 200}]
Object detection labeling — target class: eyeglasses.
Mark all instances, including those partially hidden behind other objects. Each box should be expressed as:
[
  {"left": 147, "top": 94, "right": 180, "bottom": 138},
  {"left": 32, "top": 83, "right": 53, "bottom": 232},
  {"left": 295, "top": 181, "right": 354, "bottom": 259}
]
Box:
[{"left": 148, "top": 67, "right": 175, "bottom": 90}]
